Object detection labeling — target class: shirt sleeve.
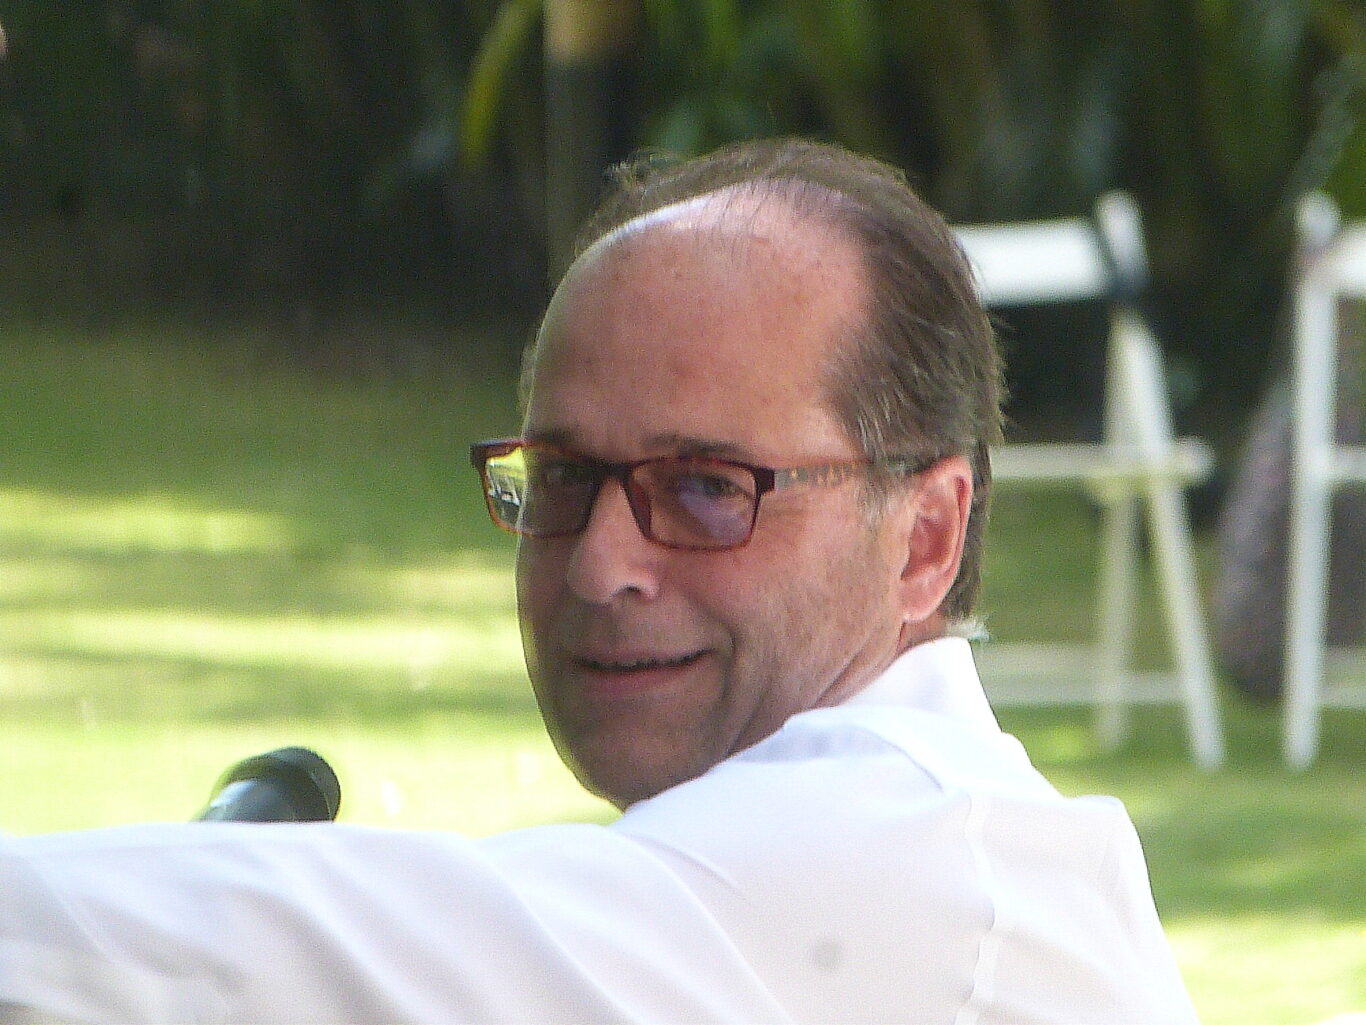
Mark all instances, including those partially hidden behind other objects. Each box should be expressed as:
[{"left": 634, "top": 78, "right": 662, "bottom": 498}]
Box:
[{"left": 0, "top": 822, "right": 788, "bottom": 1024}]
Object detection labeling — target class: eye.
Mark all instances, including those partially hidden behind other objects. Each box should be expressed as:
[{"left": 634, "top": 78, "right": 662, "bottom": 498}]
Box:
[
  {"left": 674, "top": 471, "right": 746, "bottom": 500},
  {"left": 531, "top": 457, "right": 595, "bottom": 488}
]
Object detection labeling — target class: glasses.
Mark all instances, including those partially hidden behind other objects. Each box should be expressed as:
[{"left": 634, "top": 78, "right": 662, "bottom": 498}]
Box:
[{"left": 470, "top": 438, "right": 937, "bottom": 551}]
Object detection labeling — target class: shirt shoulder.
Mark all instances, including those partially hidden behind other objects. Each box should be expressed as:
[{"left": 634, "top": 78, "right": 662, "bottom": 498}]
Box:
[{"left": 613, "top": 699, "right": 1197, "bottom": 1025}]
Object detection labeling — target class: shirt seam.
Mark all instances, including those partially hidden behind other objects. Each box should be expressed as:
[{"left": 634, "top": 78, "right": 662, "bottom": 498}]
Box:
[{"left": 811, "top": 717, "right": 1012, "bottom": 1025}]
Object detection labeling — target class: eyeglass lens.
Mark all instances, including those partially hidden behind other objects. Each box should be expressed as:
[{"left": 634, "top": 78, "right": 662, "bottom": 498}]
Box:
[{"left": 481, "top": 445, "right": 761, "bottom": 549}]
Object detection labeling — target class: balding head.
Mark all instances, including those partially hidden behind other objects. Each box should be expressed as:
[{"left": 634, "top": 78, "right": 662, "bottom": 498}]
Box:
[{"left": 526, "top": 138, "right": 1002, "bottom": 625}]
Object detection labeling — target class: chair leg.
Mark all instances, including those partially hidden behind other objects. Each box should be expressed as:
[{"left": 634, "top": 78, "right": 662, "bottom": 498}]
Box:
[
  {"left": 1284, "top": 472, "right": 1332, "bottom": 769},
  {"left": 1284, "top": 246, "right": 1340, "bottom": 769},
  {"left": 1146, "top": 481, "right": 1226, "bottom": 768},
  {"left": 1108, "top": 310, "right": 1225, "bottom": 768},
  {"left": 1095, "top": 490, "right": 1139, "bottom": 750}
]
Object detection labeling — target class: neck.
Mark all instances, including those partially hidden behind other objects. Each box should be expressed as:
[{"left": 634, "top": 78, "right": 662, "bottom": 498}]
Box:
[{"left": 897, "top": 614, "right": 949, "bottom": 653}]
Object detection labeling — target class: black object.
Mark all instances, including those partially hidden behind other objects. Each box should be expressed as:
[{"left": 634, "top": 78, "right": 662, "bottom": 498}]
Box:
[{"left": 196, "top": 746, "right": 341, "bottom": 822}]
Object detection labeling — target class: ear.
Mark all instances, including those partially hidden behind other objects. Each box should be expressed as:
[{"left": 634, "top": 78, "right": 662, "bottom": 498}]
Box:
[{"left": 893, "top": 454, "right": 973, "bottom": 634}]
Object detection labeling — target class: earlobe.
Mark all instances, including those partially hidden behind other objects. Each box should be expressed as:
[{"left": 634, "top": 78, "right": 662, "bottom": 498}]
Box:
[{"left": 897, "top": 455, "right": 973, "bottom": 629}]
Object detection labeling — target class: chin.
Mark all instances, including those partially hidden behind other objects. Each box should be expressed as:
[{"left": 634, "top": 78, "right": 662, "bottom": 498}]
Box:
[
  {"left": 574, "top": 750, "right": 701, "bottom": 810},
  {"left": 577, "top": 764, "right": 664, "bottom": 810}
]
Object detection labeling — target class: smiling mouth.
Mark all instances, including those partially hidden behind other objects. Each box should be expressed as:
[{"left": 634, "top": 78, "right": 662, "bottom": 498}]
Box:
[{"left": 579, "top": 651, "right": 707, "bottom": 673}]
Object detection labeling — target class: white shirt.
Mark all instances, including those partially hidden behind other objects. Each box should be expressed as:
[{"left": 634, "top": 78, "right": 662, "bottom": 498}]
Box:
[{"left": 0, "top": 638, "right": 1197, "bottom": 1024}]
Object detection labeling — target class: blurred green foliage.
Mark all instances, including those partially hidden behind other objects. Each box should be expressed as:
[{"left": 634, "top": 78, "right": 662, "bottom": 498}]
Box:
[{"left": 1, "top": 1, "right": 1365, "bottom": 429}]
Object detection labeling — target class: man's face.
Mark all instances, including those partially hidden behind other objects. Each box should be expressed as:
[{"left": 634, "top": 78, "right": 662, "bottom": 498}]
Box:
[{"left": 516, "top": 200, "right": 918, "bottom": 808}]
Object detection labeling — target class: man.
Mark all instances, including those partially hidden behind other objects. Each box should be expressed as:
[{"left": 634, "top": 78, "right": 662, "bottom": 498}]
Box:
[{"left": 0, "top": 138, "right": 1197, "bottom": 1023}]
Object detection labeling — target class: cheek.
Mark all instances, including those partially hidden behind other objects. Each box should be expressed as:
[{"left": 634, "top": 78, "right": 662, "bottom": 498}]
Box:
[
  {"left": 708, "top": 532, "right": 840, "bottom": 660},
  {"left": 515, "top": 543, "right": 563, "bottom": 650},
  {"left": 747, "top": 517, "right": 898, "bottom": 657}
]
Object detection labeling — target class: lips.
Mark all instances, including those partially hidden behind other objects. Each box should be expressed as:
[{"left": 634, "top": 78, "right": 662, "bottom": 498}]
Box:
[
  {"left": 569, "top": 648, "right": 710, "bottom": 699},
  {"left": 578, "top": 650, "right": 707, "bottom": 673}
]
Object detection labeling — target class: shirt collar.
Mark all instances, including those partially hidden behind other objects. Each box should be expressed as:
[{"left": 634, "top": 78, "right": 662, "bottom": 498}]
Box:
[{"left": 843, "top": 637, "right": 1000, "bottom": 732}]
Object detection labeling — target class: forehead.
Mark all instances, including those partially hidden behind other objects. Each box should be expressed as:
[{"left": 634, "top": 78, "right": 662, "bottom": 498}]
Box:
[{"left": 525, "top": 192, "right": 869, "bottom": 459}]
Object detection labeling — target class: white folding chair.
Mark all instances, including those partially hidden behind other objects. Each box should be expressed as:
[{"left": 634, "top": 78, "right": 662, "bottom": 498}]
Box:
[
  {"left": 1284, "top": 192, "right": 1366, "bottom": 768},
  {"left": 955, "top": 192, "right": 1225, "bottom": 768}
]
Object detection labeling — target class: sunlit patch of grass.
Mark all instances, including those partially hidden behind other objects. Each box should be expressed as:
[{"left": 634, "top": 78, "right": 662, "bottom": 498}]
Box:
[
  {"left": 0, "top": 544, "right": 528, "bottom": 728},
  {"left": 1168, "top": 916, "right": 1366, "bottom": 1025},
  {"left": 0, "top": 527, "right": 552, "bottom": 833},
  {"left": 1, "top": 717, "right": 615, "bottom": 836},
  {"left": 1003, "top": 717, "right": 1098, "bottom": 764},
  {"left": 0, "top": 487, "right": 296, "bottom": 554},
  {"left": 0, "top": 607, "right": 523, "bottom": 675},
  {"left": 0, "top": 557, "right": 106, "bottom": 601},
  {"left": 332, "top": 552, "right": 520, "bottom": 613}
]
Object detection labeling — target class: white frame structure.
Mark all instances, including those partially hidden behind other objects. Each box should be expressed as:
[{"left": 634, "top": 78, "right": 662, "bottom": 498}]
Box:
[
  {"left": 1284, "top": 192, "right": 1366, "bottom": 768},
  {"left": 956, "top": 192, "right": 1225, "bottom": 768}
]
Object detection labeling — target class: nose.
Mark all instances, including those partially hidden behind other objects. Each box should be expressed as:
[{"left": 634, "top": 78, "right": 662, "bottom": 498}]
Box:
[{"left": 564, "top": 477, "right": 663, "bottom": 604}]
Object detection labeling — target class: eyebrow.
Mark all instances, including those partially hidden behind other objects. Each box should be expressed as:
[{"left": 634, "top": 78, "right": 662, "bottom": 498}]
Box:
[
  {"left": 652, "top": 433, "right": 758, "bottom": 462},
  {"left": 521, "top": 426, "right": 573, "bottom": 447},
  {"left": 520, "top": 428, "right": 760, "bottom": 464}
]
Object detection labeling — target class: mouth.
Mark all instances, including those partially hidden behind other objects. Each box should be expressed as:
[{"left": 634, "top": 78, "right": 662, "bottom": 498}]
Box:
[
  {"left": 572, "top": 649, "right": 709, "bottom": 697},
  {"left": 578, "top": 650, "right": 707, "bottom": 673}
]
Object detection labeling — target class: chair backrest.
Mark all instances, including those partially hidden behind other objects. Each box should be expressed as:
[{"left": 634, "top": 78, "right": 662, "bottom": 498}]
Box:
[
  {"left": 955, "top": 192, "right": 1147, "bottom": 309},
  {"left": 1292, "top": 194, "right": 1366, "bottom": 469},
  {"left": 1298, "top": 192, "right": 1366, "bottom": 298}
]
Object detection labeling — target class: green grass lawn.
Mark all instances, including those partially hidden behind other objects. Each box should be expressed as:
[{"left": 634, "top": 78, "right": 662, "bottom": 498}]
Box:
[{"left": 2, "top": 323, "right": 1364, "bottom": 1024}]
